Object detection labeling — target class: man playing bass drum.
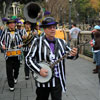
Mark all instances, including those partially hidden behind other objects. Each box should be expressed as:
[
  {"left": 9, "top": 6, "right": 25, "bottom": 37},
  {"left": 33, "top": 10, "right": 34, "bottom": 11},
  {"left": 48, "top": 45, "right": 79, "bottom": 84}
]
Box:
[{"left": 26, "top": 17, "right": 78, "bottom": 100}]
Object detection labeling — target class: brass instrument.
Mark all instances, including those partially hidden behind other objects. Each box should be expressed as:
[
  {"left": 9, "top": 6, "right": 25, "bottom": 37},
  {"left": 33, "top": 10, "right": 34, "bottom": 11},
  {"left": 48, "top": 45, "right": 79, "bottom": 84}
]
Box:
[
  {"left": 23, "top": 31, "right": 35, "bottom": 47},
  {"left": 24, "top": 2, "right": 44, "bottom": 23},
  {"left": 23, "top": 2, "right": 44, "bottom": 46}
]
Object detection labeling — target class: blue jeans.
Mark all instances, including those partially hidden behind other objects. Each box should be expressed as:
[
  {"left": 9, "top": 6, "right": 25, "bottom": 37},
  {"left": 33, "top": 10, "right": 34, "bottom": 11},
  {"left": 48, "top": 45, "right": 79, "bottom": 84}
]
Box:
[{"left": 95, "top": 51, "right": 100, "bottom": 66}]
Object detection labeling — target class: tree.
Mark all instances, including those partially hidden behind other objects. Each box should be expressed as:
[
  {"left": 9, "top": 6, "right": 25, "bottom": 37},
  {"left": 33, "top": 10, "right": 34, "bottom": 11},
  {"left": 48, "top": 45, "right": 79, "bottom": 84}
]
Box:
[
  {"left": 90, "top": 0, "right": 100, "bottom": 11},
  {"left": 44, "top": 0, "right": 69, "bottom": 23},
  {"left": 72, "top": 0, "right": 99, "bottom": 24}
]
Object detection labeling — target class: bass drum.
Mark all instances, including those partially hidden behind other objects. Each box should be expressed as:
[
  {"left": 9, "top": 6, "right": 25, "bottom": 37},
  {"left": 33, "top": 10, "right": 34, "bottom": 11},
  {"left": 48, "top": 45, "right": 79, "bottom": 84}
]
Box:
[{"left": 33, "top": 62, "right": 52, "bottom": 83}]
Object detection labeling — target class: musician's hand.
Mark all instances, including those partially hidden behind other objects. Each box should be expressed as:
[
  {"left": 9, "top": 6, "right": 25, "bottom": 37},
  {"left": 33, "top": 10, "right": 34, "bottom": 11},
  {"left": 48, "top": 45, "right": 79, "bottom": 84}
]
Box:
[
  {"left": 18, "top": 45, "right": 23, "bottom": 48},
  {"left": 40, "top": 68, "right": 48, "bottom": 77},
  {"left": 22, "top": 35, "right": 27, "bottom": 39},
  {"left": 70, "top": 48, "right": 78, "bottom": 56},
  {"left": 2, "top": 45, "right": 6, "bottom": 50}
]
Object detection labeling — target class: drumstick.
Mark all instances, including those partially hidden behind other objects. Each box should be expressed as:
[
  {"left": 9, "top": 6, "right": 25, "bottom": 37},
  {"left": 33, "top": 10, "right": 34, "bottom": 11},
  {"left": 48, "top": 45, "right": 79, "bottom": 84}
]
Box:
[{"left": 5, "top": 46, "right": 18, "bottom": 50}]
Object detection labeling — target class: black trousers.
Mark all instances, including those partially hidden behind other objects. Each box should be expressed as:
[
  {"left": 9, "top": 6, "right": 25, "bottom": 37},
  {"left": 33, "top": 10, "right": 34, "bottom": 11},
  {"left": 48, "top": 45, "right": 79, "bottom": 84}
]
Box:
[
  {"left": 36, "top": 78, "right": 62, "bottom": 100},
  {"left": 23, "top": 51, "right": 30, "bottom": 76},
  {"left": 6, "top": 56, "right": 20, "bottom": 88}
]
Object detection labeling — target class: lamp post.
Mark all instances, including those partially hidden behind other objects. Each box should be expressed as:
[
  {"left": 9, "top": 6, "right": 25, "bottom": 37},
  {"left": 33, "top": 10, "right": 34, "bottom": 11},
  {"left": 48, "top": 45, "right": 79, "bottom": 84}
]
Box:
[
  {"left": 60, "top": 8, "right": 62, "bottom": 25},
  {"left": 77, "top": 13, "right": 79, "bottom": 24},
  {"left": 87, "top": 15, "right": 89, "bottom": 24},
  {"left": 69, "top": 0, "right": 72, "bottom": 29},
  {"left": 64, "top": 11, "right": 66, "bottom": 24}
]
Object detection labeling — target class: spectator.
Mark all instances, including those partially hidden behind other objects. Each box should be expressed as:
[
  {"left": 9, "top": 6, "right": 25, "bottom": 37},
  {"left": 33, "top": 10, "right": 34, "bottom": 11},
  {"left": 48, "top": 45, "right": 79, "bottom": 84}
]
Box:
[
  {"left": 69, "top": 23, "right": 81, "bottom": 48},
  {"left": 91, "top": 25, "right": 100, "bottom": 74}
]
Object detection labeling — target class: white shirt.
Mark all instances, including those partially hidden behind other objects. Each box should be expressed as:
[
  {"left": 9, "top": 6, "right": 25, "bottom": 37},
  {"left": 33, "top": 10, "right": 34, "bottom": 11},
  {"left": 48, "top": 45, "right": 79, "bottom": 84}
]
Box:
[{"left": 70, "top": 27, "right": 81, "bottom": 39}]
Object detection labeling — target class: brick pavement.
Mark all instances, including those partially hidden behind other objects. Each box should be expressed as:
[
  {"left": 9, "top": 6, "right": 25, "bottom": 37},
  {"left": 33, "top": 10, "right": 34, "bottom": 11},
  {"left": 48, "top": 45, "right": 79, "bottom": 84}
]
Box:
[{"left": 0, "top": 53, "right": 99, "bottom": 100}]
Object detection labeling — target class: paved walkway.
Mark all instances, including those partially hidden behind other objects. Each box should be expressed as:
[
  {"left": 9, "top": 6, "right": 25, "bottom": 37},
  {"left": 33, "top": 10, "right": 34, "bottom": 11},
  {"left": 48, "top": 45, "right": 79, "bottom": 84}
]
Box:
[{"left": 0, "top": 53, "right": 99, "bottom": 100}]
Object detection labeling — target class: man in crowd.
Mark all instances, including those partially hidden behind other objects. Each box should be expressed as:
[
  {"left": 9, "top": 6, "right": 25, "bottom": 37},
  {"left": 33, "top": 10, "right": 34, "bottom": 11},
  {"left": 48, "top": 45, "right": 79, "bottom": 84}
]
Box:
[{"left": 69, "top": 23, "right": 81, "bottom": 48}]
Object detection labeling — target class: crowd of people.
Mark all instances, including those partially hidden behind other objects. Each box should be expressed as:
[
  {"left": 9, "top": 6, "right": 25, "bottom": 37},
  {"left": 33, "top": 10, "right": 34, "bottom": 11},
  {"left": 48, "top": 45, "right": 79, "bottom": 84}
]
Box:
[
  {"left": 0, "top": 16, "right": 78, "bottom": 100},
  {"left": 69, "top": 23, "right": 100, "bottom": 82},
  {"left": 0, "top": 13, "right": 100, "bottom": 99}
]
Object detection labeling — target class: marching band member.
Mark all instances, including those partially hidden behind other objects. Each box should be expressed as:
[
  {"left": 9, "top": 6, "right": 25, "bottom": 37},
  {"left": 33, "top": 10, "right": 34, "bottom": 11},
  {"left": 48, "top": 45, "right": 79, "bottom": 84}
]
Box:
[
  {"left": 35, "top": 22, "right": 43, "bottom": 36},
  {"left": 16, "top": 22, "right": 22, "bottom": 32},
  {"left": 22, "top": 21, "right": 37, "bottom": 80},
  {"left": 0, "top": 17, "right": 23, "bottom": 91},
  {"left": 26, "top": 17, "right": 78, "bottom": 100}
]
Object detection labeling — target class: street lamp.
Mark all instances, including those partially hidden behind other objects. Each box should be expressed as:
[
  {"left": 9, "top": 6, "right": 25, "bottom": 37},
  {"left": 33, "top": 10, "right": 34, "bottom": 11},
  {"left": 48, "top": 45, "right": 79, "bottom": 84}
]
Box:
[{"left": 69, "top": 0, "right": 72, "bottom": 29}]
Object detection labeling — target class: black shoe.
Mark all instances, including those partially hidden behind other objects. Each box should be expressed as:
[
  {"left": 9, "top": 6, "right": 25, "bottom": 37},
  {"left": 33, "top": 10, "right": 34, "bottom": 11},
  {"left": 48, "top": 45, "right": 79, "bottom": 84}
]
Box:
[
  {"left": 93, "top": 70, "right": 98, "bottom": 74},
  {"left": 9, "top": 87, "right": 15, "bottom": 91},
  {"left": 25, "top": 76, "right": 29, "bottom": 80},
  {"left": 93, "top": 61, "right": 96, "bottom": 64}
]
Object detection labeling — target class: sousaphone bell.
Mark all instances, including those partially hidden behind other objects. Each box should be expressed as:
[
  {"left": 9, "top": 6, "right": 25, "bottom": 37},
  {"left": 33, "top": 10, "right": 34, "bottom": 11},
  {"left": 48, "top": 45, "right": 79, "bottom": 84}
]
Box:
[{"left": 24, "top": 2, "right": 44, "bottom": 23}]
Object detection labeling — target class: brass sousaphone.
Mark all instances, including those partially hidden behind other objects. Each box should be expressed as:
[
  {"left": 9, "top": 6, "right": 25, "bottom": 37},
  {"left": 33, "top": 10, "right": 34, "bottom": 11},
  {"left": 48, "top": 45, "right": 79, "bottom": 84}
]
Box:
[
  {"left": 23, "top": 2, "right": 44, "bottom": 46},
  {"left": 24, "top": 2, "right": 44, "bottom": 23}
]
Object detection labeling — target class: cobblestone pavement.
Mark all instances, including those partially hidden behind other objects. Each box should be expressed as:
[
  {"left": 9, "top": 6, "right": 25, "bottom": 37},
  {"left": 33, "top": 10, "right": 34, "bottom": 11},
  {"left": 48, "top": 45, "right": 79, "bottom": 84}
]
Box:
[{"left": 0, "top": 53, "right": 99, "bottom": 100}]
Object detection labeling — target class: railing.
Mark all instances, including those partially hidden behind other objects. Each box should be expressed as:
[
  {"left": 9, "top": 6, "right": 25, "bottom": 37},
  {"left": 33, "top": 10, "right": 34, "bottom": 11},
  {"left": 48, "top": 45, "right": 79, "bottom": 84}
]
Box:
[{"left": 65, "top": 30, "right": 93, "bottom": 58}]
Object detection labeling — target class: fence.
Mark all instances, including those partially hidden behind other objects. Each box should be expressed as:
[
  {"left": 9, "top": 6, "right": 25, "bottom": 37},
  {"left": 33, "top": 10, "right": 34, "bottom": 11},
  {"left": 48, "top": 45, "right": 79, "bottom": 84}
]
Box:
[{"left": 65, "top": 30, "right": 93, "bottom": 58}]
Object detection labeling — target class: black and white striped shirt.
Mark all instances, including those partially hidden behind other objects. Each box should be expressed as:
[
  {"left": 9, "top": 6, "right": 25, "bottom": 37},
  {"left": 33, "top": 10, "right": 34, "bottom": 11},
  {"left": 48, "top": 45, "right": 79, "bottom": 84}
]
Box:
[
  {"left": 0, "top": 28, "right": 23, "bottom": 59},
  {"left": 26, "top": 35, "right": 78, "bottom": 92}
]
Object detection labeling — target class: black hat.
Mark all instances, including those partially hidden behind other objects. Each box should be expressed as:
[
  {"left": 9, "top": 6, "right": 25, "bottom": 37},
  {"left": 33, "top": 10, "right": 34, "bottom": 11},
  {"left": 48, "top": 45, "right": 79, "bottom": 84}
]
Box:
[
  {"left": 40, "top": 17, "right": 58, "bottom": 28},
  {"left": 24, "top": 20, "right": 31, "bottom": 24}
]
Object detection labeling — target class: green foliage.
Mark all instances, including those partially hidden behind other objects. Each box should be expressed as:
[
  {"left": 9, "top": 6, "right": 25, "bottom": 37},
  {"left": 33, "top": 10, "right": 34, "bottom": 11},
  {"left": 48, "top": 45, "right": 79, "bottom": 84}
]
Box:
[
  {"left": 19, "top": 0, "right": 44, "bottom": 4},
  {"left": 72, "top": 0, "right": 99, "bottom": 23}
]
